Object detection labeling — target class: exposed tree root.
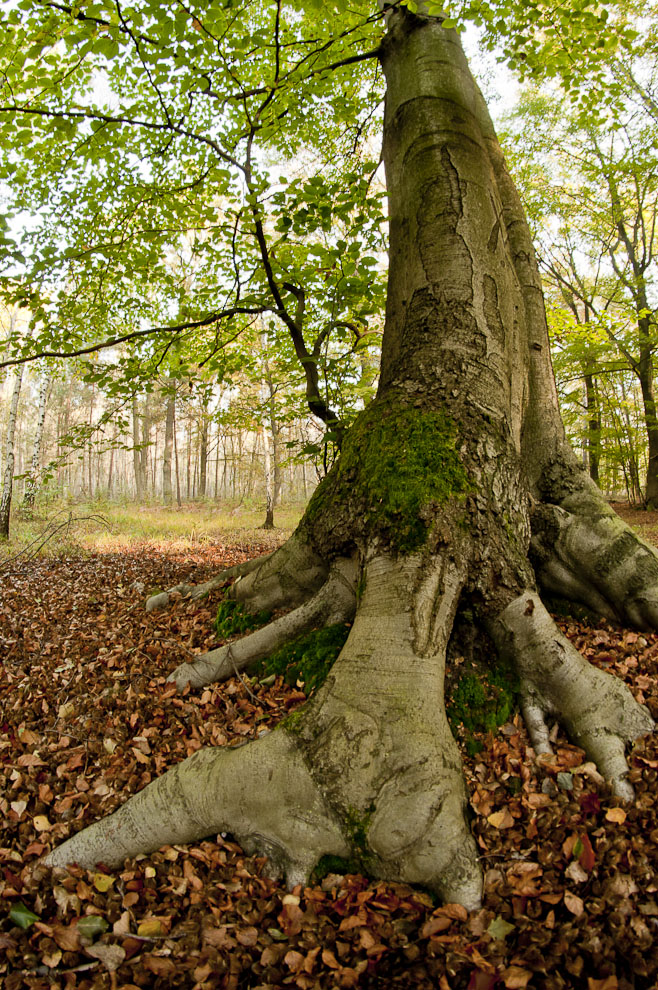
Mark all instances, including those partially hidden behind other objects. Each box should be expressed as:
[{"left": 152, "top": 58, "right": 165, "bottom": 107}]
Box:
[
  {"left": 532, "top": 491, "right": 658, "bottom": 629},
  {"left": 489, "top": 591, "right": 654, "bottom": 800},
  {"left": 169, "top": 557, "right": 358, "bottom": 690},
  {"left": 145, "top": 553, "right": 271, "bottom": 612},
  {"left": 146, "top": 532, "right": 328, "bottom": 615},
  {"left": 45, "top": 730, "right": 349, "bottom": 887}
]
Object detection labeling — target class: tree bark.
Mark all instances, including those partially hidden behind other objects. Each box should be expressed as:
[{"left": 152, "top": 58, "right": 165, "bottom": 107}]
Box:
[
  {"left": 132, "top": 397, "right": 143, "bottom": 499},
  {"left": 0, "top": 353, "right": 24, "bottom": 539},
  {"left": 162, "top": 395, "right": 174, "bottom": 505},
  {"left": 199, "top": 404, "right": 209, "bottom": 498},
  {"left": 47, "top": 9, "right": 655, "bottom": 909},
  {"left": 22, "top": 366, "right": 50, "bottom": 515},
  {"left": 584, "top": 371, "right": 601, "bottom": 484}
]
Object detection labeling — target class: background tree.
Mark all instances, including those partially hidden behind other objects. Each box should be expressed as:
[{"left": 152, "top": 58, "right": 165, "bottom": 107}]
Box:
[{"left": 505, "top": 77, "right": 658, "bottom": 502}]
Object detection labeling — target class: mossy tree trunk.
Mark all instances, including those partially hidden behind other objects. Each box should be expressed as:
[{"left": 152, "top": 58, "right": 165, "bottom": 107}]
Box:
[{"left": 47, "top": 9, "right": 654, "bottom": 908}]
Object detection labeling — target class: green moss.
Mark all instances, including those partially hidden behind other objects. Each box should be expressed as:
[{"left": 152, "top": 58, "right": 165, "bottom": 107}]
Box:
[
  {"left": 305, "top": 400, "right": 471, "bottom": 553},
  {"left": 311, "top": 854, "right": 364, "bottom": 882},
  {"left": 255, "top": 623, "right": 350, "bottom": 695},
  {"left": 446, "top": 658, "right": 519, "bottom": 753},
  {"left": 215, "top": 599, "right": 272, "bottom": 639},
  {"left": 344, "top": 804, "right": 374, "bottom": 854}
]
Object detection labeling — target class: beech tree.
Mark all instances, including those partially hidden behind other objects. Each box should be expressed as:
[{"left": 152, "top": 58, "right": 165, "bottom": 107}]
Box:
[{"left": 1, "top": 0, "right": 656, "bottom": 907}]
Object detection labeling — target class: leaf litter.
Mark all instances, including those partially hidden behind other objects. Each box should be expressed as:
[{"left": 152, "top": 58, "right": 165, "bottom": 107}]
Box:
[{"left": 1, "top": 537, "right": 657, "bottom": 989}]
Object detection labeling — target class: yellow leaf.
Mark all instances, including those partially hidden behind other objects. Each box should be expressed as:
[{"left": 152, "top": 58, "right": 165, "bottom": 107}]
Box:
[
  {"left": 33, "top": 815, "right": 51, "bottom": 832},
  {"left": 92, "top": 873, "right": 114, "bottom": 893},
  {"left": 137, "top": 919, "right": 163, "bottom": 937},
  {"left": 487, "top": 809, "right": 514, "bottom": 829},
  {"left": 605, "top": 807, "right": 627, "bottom": 824}
]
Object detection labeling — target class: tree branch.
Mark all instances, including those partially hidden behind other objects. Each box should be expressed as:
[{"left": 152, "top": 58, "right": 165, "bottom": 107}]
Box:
[{"left": 0, "top": 306, "right": 270, "bottom": 369}]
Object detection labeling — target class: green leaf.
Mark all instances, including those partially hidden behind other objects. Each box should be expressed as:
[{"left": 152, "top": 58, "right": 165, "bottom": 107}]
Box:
[
  {"left": 487, "top": 915, "right": 515, "bottom": 940},
  {"left": 77, "top": 915, "right": 110, "bottom": 939},
  {"left": 9, "top": 902, "right": 40, "bottom": 929}
]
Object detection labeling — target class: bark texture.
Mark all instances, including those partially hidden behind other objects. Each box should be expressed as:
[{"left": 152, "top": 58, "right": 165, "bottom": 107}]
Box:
[
  {"left": 47, "top": 9, "right": 654, "bottom": 908},
  {"left": 0, "top": 351, "right": 24, "bottom": 539}
]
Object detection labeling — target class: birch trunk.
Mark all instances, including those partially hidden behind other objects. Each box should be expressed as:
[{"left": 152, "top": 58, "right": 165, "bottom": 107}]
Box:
[
  {"left": 0, "top": 360, "right": 24, "bottom": 539},
  {"left": 22, "top": 366, "right": 50, "bottom": 515}
]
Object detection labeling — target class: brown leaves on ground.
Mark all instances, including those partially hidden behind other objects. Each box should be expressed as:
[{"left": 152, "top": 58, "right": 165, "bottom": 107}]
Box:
[{"left": 1, "top": 537, "right": 657, "bottom": 989}]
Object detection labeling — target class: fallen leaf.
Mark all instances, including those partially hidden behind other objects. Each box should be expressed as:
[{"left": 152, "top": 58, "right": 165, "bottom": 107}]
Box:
[
  {"left": 284, "top": 949, "right": 304, "bottom": 972},
  {"left": 77, "top": 915, "right": 109, "bottom": 939},
  {"left": 487, "top": 916, "right": 515, "bottom": 940},
  {"left": 92, "top": 872, "right": 114, "bottom": 892},
  {"left": 605, "top": 808, "right": 627, "bottom": 824},
  {"left": 236, "top": 926, "right": 259, "bottom": 946},
  {"left": 564, "top": 891, "right": 584, "bottom": 917},
  {"left": 86, "top": 942, "right": 126, "bottom": 972},
  {"left": 487, "top": 809, "right": 514, "bottom": 829},
  {"left": 502, "top": 966, "right": 533, "bottom": 988},
  {"left": 40, "top": 947, "right": 62, "bottom": 968},
  {"left": 143, "top": 954, "right": 176, "bottom": 976},
  {"left": 9, "top": 902, "right": 40, "bottom": 929}
]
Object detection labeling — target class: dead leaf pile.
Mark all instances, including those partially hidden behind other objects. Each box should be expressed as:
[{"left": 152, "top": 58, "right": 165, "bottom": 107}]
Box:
[{"left": 1, "top": 536, "right": 657, "bottom": 989}]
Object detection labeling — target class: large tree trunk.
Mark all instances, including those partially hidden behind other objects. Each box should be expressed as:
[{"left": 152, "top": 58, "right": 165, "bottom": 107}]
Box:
[{"left": 47, "top": 9, "right": 654, "bottom": 908}]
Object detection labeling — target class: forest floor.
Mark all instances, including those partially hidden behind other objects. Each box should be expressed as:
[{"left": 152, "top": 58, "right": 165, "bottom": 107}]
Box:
[{"left": 0, "top": 504, "right": 657, "bottom": 990}]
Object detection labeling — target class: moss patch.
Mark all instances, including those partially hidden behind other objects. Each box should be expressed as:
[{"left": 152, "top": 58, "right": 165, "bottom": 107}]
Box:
[
  {"left": 256, "top": 623, "right": 350, "bottom": 695},
  {"left": 304, "top": 400, "right": 471, "bottom": 553},
  {"left": 311, "top": 854, "right": 364, "bottom": 882},
  {"left": 446, "top": 657, "right": 519, "bottom": 756},
  {"left": 215, "top": 599, "right": 272, "bottom": 639}
]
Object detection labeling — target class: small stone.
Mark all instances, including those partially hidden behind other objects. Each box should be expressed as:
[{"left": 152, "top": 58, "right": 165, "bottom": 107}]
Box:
[{"left": 557, "top": 772, "right": 574, "bottom": 791}]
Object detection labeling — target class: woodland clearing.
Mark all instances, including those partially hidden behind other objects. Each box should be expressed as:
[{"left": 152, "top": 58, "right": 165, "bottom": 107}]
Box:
[{"left": 0, "top": 507, "right": 656, "bottom": 990}]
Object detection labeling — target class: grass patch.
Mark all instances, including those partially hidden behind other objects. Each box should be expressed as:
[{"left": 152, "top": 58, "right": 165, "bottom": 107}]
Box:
[{"left": 0, "top": 498, "right": 304, "bottom": 561}]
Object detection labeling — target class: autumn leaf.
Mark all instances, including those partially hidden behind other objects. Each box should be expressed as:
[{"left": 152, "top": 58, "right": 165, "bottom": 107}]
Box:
[
  {"left": 92, "top": 872, "right": 114, "bottom": 892},
  {"left": 487, "top": 915, "right": 515, "bottom": 940},
  {"left": 86, "top": 943, "right": 126, "bottom": 972},
  {"left": 502, "top": 966, "right": 533, "bottom": 988},
  {"left": 564, "top": 891, "right": 585, "bottom": 917},
  {"left": 487, "top": 809, "right": 514, "bottom": 829},
  {"left": 605, "top": 807, "right": 627, "bottom": 824}
]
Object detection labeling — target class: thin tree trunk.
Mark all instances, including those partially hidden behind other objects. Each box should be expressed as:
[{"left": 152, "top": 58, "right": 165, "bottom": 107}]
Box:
[
  {"left": 199, "top": 410, "right": 209, "bottom": 498},
  {"left": 132, "top": 397, "right": 143, "bottom": 499},
  {"left": 162, "top": 396, "right": 174, "bottom": 505},
  {"left": 584, "top": 371, "right": 601, "bottom": 484},
  {"left": 22, "top": 367, "right": 50, "bottom": 515},
  {"left": 173, "top": 401, "right": 182, "bottom": 508},
  {"left": 261, "top": 425, "right": 274, "bottom": 529},
  {"left": 0, "top": 358, "right": 24, "bottom": 539}
]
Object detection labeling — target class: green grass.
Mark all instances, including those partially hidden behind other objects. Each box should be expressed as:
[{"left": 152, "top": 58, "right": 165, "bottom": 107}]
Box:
[{"left": 0, "top": 497, "right": 304, "bottom": 562}]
